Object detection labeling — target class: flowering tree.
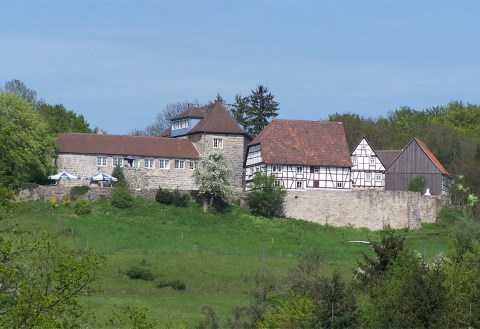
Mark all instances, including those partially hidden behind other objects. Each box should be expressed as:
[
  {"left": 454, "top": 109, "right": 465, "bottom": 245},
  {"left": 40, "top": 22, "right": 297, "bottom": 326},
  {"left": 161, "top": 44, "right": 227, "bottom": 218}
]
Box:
[{"left": 193, "top": 151, "right": 231, "bottom": 211}]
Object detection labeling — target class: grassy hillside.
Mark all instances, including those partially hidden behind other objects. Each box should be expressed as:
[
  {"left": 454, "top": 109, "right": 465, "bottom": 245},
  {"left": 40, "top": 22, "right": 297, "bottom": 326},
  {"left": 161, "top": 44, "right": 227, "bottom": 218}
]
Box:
[{"left": 11, "top": 198, "right": 453, "bottom": 327}]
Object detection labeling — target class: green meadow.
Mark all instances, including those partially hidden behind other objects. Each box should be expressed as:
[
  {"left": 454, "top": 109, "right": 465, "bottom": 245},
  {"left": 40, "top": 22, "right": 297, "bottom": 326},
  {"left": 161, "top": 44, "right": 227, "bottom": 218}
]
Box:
[{"left": 10, "top": 198, "right": 455, "bottom": 327}]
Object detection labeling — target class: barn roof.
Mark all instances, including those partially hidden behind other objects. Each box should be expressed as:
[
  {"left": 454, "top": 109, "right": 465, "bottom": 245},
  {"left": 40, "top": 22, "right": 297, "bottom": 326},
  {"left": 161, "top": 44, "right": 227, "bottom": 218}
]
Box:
[
  {"left": 249, "top": 120, "right": 352, "bottom": 167},
  {"left": 376, "top": 150, "right": 402, "bottom": 168},
  {"left": 56, "top": 133, "right": 199, "bottom": 159}
]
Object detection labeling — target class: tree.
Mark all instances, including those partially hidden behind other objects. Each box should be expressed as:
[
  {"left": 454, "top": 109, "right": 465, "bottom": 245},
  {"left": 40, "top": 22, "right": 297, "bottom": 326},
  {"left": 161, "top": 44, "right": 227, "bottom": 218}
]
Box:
[
  {"left": 248, "top": 172, "right": 286, "bottom": 217},
  {"left": 0, "top": 186, "right": 102, "bottom": 327},
  {"left": 37, "top": 103, "right": 91, "bottom": 134},
  {"left": 230, "top": 85, "right": 280, "bottom": 137},
  {"left": 131, "top": 100, "right": 198, "bottom": 136},
  {"left": 0, "top": 92, "right": 55, "bottom": 187},
  {"left": 4, "top": 79, "right": 40, "bottom": 107},
  {"left": 111, "top": 165, "right": 127, "bottom": 187},
  {"left": 193, "top": 151, "right": 231, "bottom": 211},
  {"left": 258, "top": 292, "right": 315, "bottom": 329}
]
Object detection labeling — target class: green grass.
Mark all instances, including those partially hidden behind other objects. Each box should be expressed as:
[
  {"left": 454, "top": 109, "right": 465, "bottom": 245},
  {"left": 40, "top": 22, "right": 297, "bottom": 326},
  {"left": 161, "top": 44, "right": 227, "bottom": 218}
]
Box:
[{"left": 11, "top": 198, "right": 455, "bottom": 328}]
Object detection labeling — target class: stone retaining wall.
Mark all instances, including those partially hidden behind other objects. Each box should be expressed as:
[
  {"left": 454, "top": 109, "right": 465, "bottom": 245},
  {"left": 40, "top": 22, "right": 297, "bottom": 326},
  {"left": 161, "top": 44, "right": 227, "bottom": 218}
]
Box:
[{"left": 283, "top": 189, "right": 449, "bottom": 230}]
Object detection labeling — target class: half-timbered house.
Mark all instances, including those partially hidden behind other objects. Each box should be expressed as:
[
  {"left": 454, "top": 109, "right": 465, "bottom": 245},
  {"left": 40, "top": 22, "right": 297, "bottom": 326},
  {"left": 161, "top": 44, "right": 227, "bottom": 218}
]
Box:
[
  {"left": 384, "top": 138, "right": 452, "bottom": 196},
  {"left": 350, "top": 138, "right": 386, "bottom": 189},
  {"left": 245, "top": 120, "right": 352, "bottom": 190}
]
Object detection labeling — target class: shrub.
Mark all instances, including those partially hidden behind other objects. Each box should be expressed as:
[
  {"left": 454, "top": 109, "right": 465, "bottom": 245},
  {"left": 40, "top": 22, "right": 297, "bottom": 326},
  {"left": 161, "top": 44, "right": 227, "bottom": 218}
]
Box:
[
  {"left": 170, "top": 279, "right": 186, "bottom": 291},
  {"left": 74, "top": 200, "right": 92, "bottom": 215},
  {"left": 111, "top": 165, "right": 127, "bottom": 187},
  {"left": 408, "top": 175, "right": 427, "bottom": 193},
  {"left": 248, "top": 173, "right": 286, "bottom": 217},
  {"left": 70, "top": 186, "right": 89, "bottom": 200},
  {"left": 49, "top": 196, "right": 58, "bottom": 209},
  {"left": 155, "top": 188, "right": 190, "bottom": 207},
  {"left": 111, "top": 186, "right": 134, "bottom": 209},
  {"left": 62, "top": 195, "right": 70, "bottom": 206},
  {"left": 156, "top": 279, "right": 170, "bottom": 289},
  {"left": 126, "top": 266, "right": 154, "bottom": 281}
]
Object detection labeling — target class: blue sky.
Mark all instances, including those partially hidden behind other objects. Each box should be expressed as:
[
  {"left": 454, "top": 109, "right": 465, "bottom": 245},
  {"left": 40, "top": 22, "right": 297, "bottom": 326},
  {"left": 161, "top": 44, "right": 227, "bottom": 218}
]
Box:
[{"left": 1, "top": 1, "right": 479, "bottom": 134}]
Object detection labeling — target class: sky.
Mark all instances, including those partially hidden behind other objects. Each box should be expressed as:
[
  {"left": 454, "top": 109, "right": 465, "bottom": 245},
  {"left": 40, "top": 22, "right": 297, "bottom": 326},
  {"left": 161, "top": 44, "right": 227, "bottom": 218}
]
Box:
[{"left": 1, "top": 1, "right": 479, "bottom": 134}]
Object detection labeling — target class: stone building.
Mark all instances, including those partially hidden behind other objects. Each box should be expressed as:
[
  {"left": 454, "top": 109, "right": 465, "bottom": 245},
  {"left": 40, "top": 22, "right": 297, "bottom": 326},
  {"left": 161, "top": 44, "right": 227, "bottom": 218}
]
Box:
[{"left": 55, "top": 102, "right": 250, "bottom": 191}]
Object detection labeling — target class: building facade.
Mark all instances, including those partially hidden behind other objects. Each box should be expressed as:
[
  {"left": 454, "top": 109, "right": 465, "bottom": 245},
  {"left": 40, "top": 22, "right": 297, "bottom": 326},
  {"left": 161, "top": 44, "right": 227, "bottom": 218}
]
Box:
[
  {"left": 245, "top": 120, "right": 352, "bottom": 190},
  {"left": 350, "top": 138, "right": 386, "bottom": 189}
]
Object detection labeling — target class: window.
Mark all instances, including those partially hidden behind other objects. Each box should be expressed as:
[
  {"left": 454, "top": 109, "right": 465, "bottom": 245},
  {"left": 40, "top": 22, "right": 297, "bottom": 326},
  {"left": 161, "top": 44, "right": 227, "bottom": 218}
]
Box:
[
  {"left": 351, "top": 156, "right": 357, "bottom": 165},
  {"left": 213, "top": 138, "right": 223, "bottom": 149},
  {"left": 144, "top": 158, "right": 155, "bottom": 169},
  {"left": 97, "top": 156, "right": 107, "bottom": 167},
  {"left": 375, "top": 173, "right": 383, "bottom": 181},
  {"left": 361, "top": 144, "right": 367, "bottom": 149},
  {"left": 159, "top": 159, "right": 169, "bottom": 169},
  {"left": 314, "top": 167, "right": 319, "bottom": 173},
  {"left": 296, "top": 166, "right": 303, "bottom": 173},
  {"left": 189, "top": 160, "right": 197, "bottom": 170},
  {"left": 131, "top": 159, "right": 140, "bottom": 168},
  {"left": 370, "top": 157, "right": 376, "bottom": 165},
  {"left": 296, "top": 181, "right": 303, "bottom": 189},
  {"left": 274, "top": 180, "right": 281, "bottom": 187},
  {"left": 175, "top": 160, "right": 185, "bottom": 169},
  {"left": 365, "top": 173, "right": 372, "bottom": 181},
  {"left": 337, "top": 182, "right": 343, "bottom": 188},
  {"left": 172, "top": 119, "right": 189, "bottom": 130},
  {"left": 112, "top": 157, "right": 123, "bottom": 167}
]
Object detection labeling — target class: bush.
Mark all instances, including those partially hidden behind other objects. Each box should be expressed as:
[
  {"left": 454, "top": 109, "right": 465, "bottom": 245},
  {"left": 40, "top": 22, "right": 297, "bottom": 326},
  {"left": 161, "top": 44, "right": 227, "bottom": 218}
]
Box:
[
  {"left": 126, "top": 266, "right": 154, "bottom": 281},
  {"left": 111, "top": 186, "right": 134, "bottom": 209},
  {"left": 156, "top": 279, "right": 186, "bottom": 290},
  {"left": 155, "top": 188, "right": 190, "bottom": 207},
  {"left": 111, "top": 165, "right": 127, "bottom": 187},
  {"left": 408, "top": 175, "right": 427, "bottom": 193},
  {"left": 70, "top": 186, "right": 89, "bottom": 200},
  {"left": 74, "top": 200, "right": 92, "bottom": 215},
  {"left": 156, "top": 279, "right": 170, "bottom": 289},
  {"left": 248, "top": 173, "right": 286, "bottom": 217}
]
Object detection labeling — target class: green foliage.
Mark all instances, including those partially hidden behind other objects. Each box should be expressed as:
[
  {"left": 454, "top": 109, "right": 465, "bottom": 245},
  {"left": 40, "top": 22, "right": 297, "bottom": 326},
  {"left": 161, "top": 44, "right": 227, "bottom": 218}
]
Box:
[
  {"left": 0, "top": 92, "right": 55, "bottom": 187},
  {"left": 442, "top": 241, "right": 480, "bottom": 327},
  {"left": 109, "top": 305, "right": 158, "bottom": 329},
  {"left": 0, "top": 226, "right": 102, "bottom": 328},
  {"left": 74, "top": 199, "right": 92, "bottom": 215},
  {"left": 357, "top": 226, "right": 407, "bottom": 289},
  {"left": 170, "top": 279, "right": 187, "bottom": 291},
  {"left": 449, "top": 218, "right": 480, "bottom": 262},
  {"left": 258, "top": 292, "right": 315, "bottom": 329},
  {"left": 111, "top": 186, "right": 134, "bottom": 209},
  {"left": 248, "top": 172, "right": 286, "bottom": 217},
  {"left": 408, "top": 175, "right": 427, "bottom": 193},
  {"left": 4, "top": 79, "right": 38, "bottom": 106},
  {"left": 126, "top": 266, "right": 155, "bottom": 281},
  {"left": 70, "top": 185, "right": 89, "bottom": 200},
  {"left": 37, "top": 103, "right": 91, "bottom": 134},
  {"left": 229, "top": 85, "right": 280, "bottom": 137},
  {"left": 111, "top": 165, "right": 127, "bottom": 187},
  {"left": 155, "top": 187, "right": 190, "bottom": 207},
  {"left": 365, "top": 249, "right": 445, "bottom": 328},
  {"left": 193, "top": 151, "right": 231, "bottom": 211}
]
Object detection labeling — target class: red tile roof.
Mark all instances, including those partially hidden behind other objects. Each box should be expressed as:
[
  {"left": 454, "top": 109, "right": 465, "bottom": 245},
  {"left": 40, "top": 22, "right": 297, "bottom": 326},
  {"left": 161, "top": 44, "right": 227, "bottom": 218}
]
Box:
[
  {"left": 56, "top": 133, "right": 199, "bottom": 159},
  {"left": 415, "top": 138, "right": 452, "bottom": 178},
  {"left": 249, "top": 120, "right": 352, "bottom": 167},
  {"left": 171, "top": 102, "right": 248, "bottom": 136}
]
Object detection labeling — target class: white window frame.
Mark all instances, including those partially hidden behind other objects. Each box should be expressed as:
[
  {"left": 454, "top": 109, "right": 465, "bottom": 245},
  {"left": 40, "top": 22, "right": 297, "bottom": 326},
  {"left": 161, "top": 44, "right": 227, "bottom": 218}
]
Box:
[
  {"left": 296, "top": 166, "right": 303, "bottom": 173},
  {"left": 370, "top": 157, "right": 376, "bottom": 165},
  {"left": 337, "top": 182, "right": 343, "bottom": 188},
  {"left": 175, "top": 159, "right": 185, "bottom": 169},
  {"left": 296, "top": 181, "right": 303, "bottom": 189},
  {"left": 375, "top": 173, "right": 383, "bottom": 181},
  {"left": 365, "top": 173, "right": 372, "bottom": 181},
  {"left": 112, "top": 156, "right": 123, "bottom": 167},
  {"left": 213, "top": 138, "right": 223, "bottom": 149},
  {"left": 97, "top": 156, "right": 107, "bottom": 167},
  {"left": 274, "top": 180, "right": 281, "bottom": 187},
  {"left": 189, "top": 160, "right": 197, "bottom": 170},
  {"left": 314, "top": 167, "right": 319, "bottom": 173},
  {"left": 351, "top": 156, "right": 357, "bottom": 165},
  {"left": 144, "top": 158, "right": 155, "bottom": 169},
  {"left": 159, "top": 159, "right": 169, "bottom": 169}
]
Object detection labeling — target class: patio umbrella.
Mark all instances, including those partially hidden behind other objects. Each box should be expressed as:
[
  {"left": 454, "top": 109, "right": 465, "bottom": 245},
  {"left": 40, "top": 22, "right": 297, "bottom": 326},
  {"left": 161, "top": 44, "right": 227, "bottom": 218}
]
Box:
[
  {"left": 48, "top": 171, "right": 80, "bottom": 180},
  {"left": 86, "top": 173, "right": 118, "bottom": 182}
]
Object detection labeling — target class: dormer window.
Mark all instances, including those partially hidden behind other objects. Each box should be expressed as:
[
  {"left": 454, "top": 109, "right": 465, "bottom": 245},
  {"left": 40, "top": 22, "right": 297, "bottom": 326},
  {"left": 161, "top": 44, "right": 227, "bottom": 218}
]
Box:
[{"left": 172, "top": 119, "right": 189, "bottom": 130}]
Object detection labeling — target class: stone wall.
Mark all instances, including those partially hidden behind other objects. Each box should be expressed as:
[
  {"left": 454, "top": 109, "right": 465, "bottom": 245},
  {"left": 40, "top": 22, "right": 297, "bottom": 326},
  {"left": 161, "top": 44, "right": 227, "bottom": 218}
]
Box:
[{"left": 283, "top": 189, "right": 449, "bottom": 230}]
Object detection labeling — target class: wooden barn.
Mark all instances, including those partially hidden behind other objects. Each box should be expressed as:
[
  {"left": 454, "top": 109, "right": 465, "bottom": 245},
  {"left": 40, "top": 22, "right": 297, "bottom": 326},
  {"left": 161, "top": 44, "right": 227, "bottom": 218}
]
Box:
[
  {"left": 384, "top": 138, "right": 451, "bottom": 196},
  {"left": 245, "top": 120, "right": 352, "bottom": 190}
]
